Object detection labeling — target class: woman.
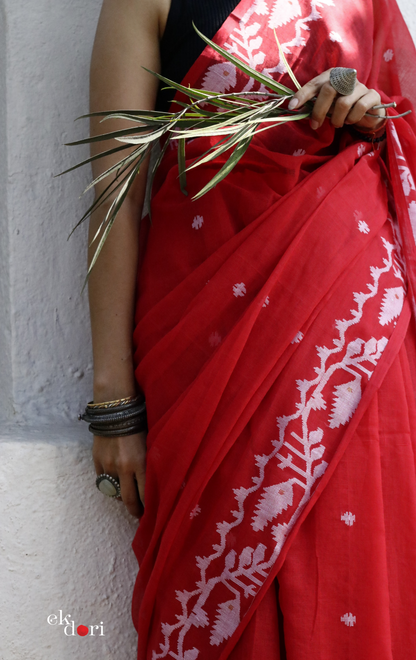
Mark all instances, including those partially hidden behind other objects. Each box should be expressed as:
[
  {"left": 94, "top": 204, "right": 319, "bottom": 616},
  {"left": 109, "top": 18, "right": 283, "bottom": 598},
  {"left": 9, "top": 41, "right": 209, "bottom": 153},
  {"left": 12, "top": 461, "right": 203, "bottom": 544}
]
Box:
[{"left": 87, "top": 0, "right": 416, "bottom": 657}]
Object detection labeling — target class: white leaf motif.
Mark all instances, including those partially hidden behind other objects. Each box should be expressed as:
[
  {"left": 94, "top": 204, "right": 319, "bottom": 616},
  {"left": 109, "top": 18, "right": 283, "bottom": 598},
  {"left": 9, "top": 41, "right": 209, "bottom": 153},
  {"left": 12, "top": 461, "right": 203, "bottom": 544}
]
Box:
[
  {"left": 313, "top": 460, "right": 328, "bottom": 479},
  {"left": 202, "top": 62, "right": 237, "bottom": 94},
  {"left": 310, "top": 444, "right": 325, "bottom": 461},
  {"left": 253, "top": 0, "right": 269, "bottom": 15},
  {"left": 329, "top": 380, "right": 361, "bottom": 429},
  {"left": 408, "top": 201, "right": 416, "bottom": 244},
  {"left": 184, "top": 648, "right": 200, "bottom": 660},
  {"left": 379, "top": 287, "right": 404, "bottom": 326},
  {"left": 399, "top": 165, "right": 415, "bottom": 197},
  {"left": 252, "top": 481, "right": 294, "bottom": 532},
  {"left": 210, "top": 600, "right": 240, "bottom": 646},
  {"left": 268, "top": 0, "right": 302, "bottom": 29},
  {"left": 271, "top": 522, "right": 289, "bottom": 550}
]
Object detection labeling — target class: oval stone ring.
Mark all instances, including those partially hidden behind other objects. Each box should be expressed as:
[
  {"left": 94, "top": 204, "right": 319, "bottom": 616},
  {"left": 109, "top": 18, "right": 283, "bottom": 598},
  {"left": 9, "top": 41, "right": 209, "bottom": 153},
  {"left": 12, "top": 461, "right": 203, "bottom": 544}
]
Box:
[
  {"left": 329, "top": 67, "right": 357, "bottom": 96},
  {"left": 96, "top": 473, "right": 121, "bottom": 498}
]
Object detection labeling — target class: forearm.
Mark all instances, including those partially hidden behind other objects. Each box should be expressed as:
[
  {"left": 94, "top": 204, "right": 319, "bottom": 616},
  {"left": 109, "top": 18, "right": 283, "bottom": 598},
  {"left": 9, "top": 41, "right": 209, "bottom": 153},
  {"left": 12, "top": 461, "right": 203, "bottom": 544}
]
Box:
[{"left": 88, "top": 192, "right": 145, "bottom": 403}]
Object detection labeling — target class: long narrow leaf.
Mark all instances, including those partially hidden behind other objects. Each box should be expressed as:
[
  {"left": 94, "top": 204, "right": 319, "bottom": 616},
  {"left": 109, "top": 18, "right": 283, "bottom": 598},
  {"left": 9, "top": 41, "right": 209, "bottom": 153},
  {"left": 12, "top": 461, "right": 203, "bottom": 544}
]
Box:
[
  {"left": 58, "top": 142, "right": 132, "bottom": 176},
  {"left": 178, "top": 138, "right": 188, "bottom": 196},
  {"left": 192, "top": 134, "right": 255, "bottom": 200},
  {"left": 273, "top": 31, "right": 301, "bottom": 91},
  {"left": 146, "top": 137, "right": 171, "bottom": 221},
  {"left": 193, "top": 23, "right": 293, "bottom": 96}
]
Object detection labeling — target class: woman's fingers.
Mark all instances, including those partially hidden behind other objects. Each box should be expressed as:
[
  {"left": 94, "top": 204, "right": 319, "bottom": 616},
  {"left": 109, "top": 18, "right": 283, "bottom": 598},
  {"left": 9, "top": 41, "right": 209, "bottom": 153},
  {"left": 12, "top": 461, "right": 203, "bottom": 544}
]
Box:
[
  {"left": 288, "top": 69, "right": 384, "bottom": 131},
  {"left": 288, "top": 72, "right": 332, "bottom": 110},
  {"left": 118, "top": 472, "right": 143, "bottom": 518},
  {"left": 92, "top": 432, "right": 147, "bottom": 518}
]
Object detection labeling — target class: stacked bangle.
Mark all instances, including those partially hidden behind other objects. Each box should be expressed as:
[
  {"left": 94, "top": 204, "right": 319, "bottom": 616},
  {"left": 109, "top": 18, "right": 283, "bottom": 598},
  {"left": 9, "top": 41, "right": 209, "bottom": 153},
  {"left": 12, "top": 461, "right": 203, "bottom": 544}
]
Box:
[{"left": 79, "top": 394, "right": 147, "bottom": 436}]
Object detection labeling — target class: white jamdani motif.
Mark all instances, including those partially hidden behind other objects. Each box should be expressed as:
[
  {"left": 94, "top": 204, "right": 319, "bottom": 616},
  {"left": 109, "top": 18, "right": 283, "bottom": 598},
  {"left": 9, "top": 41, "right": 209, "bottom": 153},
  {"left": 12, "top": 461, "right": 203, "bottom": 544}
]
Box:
[
  {"left": 210, "top": 598, "right": 241, "bottom": 646},
  {"left": 268, "top": 0, "right": 302, "bottom": 29},
  {"left": 291, "top": 331, "right": 304, "bottom": 344},
  {"left": 329, "top": 30, "right": 342, "bottom": 42},
  {"left": 398, "top": 165, "right": 416, "bottom": 197},
  {"left": 192, "top": 215, "right": 204, "bottom": 230},
  {"left": 358, "top": 220, "right": 370, "bottom": 234},
  {"left": 233, "top": 282, "right": 247, "bottom": 297},
  {"left": 293, "top": 148, "right": 306, "bottom": 156},
  {"left": 384, "top": 49, "right": 394, "bottom": 62},
  {"left": 341, "top": 512, "right": 356, "bottom": 526},
  {"left": 341, "top": 613, "right": 356, "bottom": 627},
  {"left": 329, "top": 379, "right": 362, "bottom": 429},
  {"left": 202, "top": 62, "right": 237, "bottom": 94},
  {"left": 357, "top": 144, "right": 366, "bottom": 158},
  {"left": 190, "top": 505, "right": 202, "bottom": 519},
  {"left": 409, "top": 201, "right": 416, "bottom": 243},
  {"left": 252, "top": 481, "right": 294, "bottom": 531},
  {"left": 379, "top": 287, "right": 405, "bottom": 326}
]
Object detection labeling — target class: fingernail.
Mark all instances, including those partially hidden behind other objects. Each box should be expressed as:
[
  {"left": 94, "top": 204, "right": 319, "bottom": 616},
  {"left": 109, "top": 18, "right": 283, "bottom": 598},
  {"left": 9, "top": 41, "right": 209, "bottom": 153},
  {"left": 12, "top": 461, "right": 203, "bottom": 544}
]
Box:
[
  {"left": 288, "top": 98, "right": 299, "bottom": 110},
  {"left": 310, "top": 119, "right": 319, "bottom": 130}
]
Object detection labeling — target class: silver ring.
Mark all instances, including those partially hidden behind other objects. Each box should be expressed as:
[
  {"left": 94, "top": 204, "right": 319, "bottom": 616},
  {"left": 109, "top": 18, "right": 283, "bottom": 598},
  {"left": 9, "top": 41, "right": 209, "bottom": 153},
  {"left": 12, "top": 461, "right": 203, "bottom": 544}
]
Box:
[
  {"left": 329, "top": 67, "right": 357, "bottom": 96},
  {"left": 96, "top": 474, "right": 121, "bottom": 498}
]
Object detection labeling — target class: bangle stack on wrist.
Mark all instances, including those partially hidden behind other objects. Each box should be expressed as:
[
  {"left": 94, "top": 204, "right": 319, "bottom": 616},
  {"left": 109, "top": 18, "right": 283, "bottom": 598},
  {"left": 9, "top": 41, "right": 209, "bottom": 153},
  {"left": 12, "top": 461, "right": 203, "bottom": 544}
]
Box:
[{"left": 79, "top": 394, "right": 147, "bottom": 436}]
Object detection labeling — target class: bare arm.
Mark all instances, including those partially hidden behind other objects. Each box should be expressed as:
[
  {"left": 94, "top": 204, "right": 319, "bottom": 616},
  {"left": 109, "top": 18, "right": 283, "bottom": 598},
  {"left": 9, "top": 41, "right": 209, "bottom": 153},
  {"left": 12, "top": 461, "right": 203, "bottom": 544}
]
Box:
[{"left": 89, "top": 0, "right": 169, "bottom": 517}]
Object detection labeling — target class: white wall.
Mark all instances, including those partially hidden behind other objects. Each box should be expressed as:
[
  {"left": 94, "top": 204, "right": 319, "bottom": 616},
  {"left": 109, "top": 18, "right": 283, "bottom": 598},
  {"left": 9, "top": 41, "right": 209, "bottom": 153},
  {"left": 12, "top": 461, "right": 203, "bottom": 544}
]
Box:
[{"left": 0, "top": 1, "right": 415, "bottom": 659}]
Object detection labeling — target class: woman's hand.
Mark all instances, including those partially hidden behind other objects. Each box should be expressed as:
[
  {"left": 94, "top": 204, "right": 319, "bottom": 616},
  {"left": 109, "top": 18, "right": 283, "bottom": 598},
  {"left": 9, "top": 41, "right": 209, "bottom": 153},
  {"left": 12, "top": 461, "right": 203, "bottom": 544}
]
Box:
[
  {"left": 93, "top": 432, "right": 147, "bottom": 519},
  {"left": 288, "top": 69, "right": 386, "bottom": 132}
]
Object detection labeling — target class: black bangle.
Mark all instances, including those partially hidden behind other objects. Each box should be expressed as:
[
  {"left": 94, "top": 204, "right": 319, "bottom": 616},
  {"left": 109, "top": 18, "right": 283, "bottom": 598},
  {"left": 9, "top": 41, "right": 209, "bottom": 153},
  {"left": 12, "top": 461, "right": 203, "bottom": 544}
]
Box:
[
  {"left": 89, "top": 422, "right": 148, "bottom": 437},
  {"left": 80, "top": 403, "right": 146, "bottom": 425}
]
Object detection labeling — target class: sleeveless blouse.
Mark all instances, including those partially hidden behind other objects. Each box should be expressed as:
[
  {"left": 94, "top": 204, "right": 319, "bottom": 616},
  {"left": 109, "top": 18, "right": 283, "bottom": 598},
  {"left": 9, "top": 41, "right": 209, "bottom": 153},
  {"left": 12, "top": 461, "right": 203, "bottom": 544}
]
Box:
[{"left": 156, "top": 0, "right": 240, "bottom": 110}]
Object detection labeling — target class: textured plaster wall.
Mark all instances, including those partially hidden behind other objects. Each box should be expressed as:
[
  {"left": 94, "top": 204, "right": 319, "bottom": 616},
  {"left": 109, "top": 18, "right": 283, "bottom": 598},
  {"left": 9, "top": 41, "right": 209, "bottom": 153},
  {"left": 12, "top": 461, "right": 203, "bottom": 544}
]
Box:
[
  {"left": 5, "top": 0, "right": 98, "bottom": 424},
  {"left": 0, "top": 1, "right": 415, "bottom": 660},
  {"left": 0, "top": 0, "right": 12, "bottom": 420},
  {"left": 1, "top": 1, "right": 140, "bottom": 659}
]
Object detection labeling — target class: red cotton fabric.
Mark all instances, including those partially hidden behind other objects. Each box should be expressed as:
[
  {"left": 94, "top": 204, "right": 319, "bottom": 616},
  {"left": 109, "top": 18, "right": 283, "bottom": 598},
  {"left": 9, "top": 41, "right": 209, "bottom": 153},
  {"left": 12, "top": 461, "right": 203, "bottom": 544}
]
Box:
[{"left": 132, "top": 1, "right": 416, "bottom": 658}]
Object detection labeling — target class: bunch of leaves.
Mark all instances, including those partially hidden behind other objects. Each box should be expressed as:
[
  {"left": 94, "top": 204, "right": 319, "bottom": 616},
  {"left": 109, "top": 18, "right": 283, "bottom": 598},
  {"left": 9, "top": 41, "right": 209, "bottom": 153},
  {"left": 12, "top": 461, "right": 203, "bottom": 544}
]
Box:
[{"left": 63, "top": 25, "right": 407, "bottom": 276}]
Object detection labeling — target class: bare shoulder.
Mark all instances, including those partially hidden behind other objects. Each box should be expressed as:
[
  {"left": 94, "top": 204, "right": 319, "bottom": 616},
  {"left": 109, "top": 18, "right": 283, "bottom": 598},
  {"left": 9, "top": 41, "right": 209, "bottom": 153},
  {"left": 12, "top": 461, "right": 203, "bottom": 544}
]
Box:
[
  {"left": 89, "top": 0, "right": 172, "bottom": 198},
  {"left": 90, "top": 0, "right": 172, "bottom": 114}
]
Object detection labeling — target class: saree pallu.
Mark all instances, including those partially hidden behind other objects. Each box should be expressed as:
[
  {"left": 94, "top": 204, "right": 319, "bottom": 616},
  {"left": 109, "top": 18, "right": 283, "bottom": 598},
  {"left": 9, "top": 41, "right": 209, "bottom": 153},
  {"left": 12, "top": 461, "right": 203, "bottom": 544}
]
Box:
[{"left": 132, "top": 1, "right": 416, "bottom": 658}]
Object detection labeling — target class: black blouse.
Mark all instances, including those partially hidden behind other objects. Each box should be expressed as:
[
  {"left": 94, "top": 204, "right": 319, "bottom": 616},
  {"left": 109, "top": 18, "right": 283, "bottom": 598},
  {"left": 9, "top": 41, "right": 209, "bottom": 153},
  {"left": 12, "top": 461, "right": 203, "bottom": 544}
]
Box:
[{"left": 156, "top": 0, "right": 240, "bottom": 110}]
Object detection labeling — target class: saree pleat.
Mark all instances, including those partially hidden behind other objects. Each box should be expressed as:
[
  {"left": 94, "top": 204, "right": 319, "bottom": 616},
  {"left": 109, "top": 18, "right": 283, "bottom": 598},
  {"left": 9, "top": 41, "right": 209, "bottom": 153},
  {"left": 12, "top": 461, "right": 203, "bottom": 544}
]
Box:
[{"left": 131, "top": 1, "right": 416, "bottom": 657}]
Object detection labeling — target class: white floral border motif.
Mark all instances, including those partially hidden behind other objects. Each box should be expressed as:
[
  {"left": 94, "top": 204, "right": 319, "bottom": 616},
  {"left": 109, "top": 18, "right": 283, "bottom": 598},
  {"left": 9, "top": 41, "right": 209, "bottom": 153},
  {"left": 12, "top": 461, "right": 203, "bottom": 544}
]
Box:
[{"left": 152, "top": 235, "right": 404, "bottom": 660}]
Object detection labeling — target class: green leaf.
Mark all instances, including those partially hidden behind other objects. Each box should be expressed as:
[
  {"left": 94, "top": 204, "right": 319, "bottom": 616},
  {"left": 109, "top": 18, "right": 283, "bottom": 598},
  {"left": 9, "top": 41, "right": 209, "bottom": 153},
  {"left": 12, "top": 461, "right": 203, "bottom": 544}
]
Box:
[
  {"left": 273, "top": 31, "right": 301, "bottom": 91},
  {"left": 177, "top": 138, "right": 188, "bottom": 196},
  {"left": 192, "top": 131, "right": 255, "bottom": 200},
  {"left": 146, "top": 137, "right": 171, "bottom": 221},
  {"left": 57, "top": 142, "right": 132, "bottom": 176},
  {"left": 193, "top": 23, "right": 293, "bottom": 96}
]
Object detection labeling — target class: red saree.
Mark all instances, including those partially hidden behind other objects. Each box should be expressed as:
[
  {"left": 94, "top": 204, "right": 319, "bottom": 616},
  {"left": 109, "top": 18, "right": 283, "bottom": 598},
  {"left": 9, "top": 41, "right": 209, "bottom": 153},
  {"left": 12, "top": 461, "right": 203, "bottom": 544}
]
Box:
[{"left": 132, "top": 1, "right": 416, "bottom": 658}]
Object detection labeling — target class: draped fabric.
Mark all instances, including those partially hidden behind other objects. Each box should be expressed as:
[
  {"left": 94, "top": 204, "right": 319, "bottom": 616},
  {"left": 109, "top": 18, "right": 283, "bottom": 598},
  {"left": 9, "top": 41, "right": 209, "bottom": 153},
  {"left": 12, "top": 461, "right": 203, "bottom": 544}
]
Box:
[{"left": 132, "top": 1, "right": 416, "bottom": 658}]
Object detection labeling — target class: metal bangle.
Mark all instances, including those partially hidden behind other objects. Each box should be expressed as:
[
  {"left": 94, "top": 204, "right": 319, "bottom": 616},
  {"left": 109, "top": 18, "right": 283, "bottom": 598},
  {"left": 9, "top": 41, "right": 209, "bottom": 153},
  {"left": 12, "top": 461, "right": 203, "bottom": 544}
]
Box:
[
  {"left": 80, "top": 403, "right": 146, "bottom": 425},
  {"left": 87, "top": 394, "right": 144, "bottom": 410},
  {"left": 89, "top": 422, "right": 148, "bottom": 437},
  {"left": 88, "top": 413, "right": 148, "bottom": 431}
]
